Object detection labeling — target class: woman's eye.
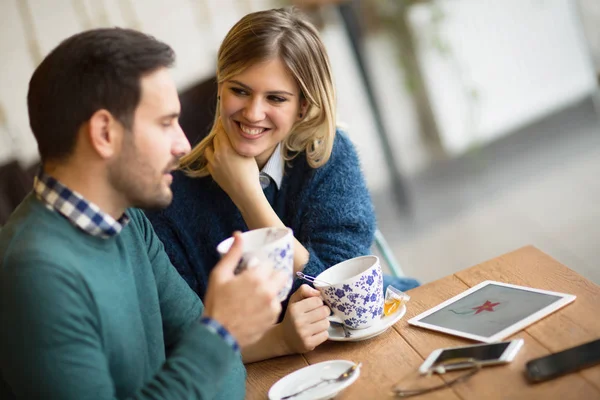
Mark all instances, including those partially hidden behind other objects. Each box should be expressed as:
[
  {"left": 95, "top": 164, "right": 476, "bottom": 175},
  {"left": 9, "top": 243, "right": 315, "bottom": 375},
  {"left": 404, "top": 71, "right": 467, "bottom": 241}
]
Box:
[
  {"left": 268, "top": 96, "right": 286, "bottom": 103},
  {"left": 231, "top": 87, "right": 248, "bottom": 96}
]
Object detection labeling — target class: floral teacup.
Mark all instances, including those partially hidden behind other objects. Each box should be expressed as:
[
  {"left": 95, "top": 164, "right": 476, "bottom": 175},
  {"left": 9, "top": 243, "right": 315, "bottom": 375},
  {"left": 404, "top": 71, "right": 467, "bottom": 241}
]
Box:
[
  {"left": 313, "top": 255, "right": 384, "bottom": 330},
  {"left": 217, "top": 227, "right": 294, "bottom": 302}
]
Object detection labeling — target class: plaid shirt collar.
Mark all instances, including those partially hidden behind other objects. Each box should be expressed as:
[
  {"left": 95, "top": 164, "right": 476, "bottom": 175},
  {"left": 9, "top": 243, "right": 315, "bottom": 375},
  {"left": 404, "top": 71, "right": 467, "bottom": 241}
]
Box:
[{"left": 33, "top": 170, "right": 129, "bottom": 238}]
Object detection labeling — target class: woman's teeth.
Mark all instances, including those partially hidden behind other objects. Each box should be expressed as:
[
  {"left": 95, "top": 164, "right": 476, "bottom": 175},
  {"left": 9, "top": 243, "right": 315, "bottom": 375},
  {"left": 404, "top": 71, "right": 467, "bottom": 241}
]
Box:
[{"left": 240, "top": 123, "right": 266, "bottom": 135}]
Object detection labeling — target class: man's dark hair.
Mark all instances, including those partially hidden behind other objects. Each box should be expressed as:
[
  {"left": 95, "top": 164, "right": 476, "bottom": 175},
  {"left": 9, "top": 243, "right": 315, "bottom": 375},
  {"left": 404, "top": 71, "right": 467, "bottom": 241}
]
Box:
[{"left": 27, "top": 28, "right": 175, "bottom": 163}]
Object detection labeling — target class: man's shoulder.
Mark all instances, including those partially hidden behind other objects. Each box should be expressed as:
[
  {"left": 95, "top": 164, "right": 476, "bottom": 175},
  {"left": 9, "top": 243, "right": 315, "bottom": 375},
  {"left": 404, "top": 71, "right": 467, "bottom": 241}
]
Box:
[
  {"left": 0, "top": 196, "right": 84, "bottom": 273},
  {"left": 1, "top": 195, "right": 63, "bottom": 251}
]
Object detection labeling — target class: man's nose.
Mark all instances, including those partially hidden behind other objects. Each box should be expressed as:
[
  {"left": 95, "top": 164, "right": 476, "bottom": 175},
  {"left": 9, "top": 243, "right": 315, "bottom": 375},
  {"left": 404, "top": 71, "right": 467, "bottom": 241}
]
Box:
[{"left": 172, "top": 122, "right": 191, "bottom": 157}]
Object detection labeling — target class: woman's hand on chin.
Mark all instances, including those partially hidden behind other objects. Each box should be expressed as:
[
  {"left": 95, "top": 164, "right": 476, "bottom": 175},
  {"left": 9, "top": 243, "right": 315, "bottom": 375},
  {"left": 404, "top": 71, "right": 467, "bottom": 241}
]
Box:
[{"left": 205, "top": 119, "right": 262, "bottom": 206}]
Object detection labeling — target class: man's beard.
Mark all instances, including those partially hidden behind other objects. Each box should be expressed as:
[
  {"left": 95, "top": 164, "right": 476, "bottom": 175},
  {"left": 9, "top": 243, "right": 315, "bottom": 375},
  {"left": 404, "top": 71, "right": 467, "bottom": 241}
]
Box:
[{"left": 108, "top": 139, "right": 176, "bottom": 211}]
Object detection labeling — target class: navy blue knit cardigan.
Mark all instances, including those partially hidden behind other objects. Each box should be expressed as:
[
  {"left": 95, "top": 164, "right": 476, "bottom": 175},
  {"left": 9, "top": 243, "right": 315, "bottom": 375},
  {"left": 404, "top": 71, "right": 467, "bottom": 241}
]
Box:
[{"left": 145, "top": 129, "right": 376, "bottom": 301}]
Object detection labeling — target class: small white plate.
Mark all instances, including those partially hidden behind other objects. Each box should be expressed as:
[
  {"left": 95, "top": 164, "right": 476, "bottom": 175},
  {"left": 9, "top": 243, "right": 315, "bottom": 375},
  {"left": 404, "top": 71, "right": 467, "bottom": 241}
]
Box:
[
  {"left": 328, "top": 304, "right": 407, "bottom": 342},
  {"left": 268, "top": 360, "right": 360, "bottom": 400}
]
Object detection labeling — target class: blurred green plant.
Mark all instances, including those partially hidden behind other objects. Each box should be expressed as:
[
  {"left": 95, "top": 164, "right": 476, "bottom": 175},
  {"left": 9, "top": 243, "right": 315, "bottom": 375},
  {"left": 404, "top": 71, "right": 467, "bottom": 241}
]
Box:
[
  {"left": 282, "top": 0, "right": 481, "bottom": 154},
  {"left": 375, "top": 0, "right": 481, "bottom": 150}
]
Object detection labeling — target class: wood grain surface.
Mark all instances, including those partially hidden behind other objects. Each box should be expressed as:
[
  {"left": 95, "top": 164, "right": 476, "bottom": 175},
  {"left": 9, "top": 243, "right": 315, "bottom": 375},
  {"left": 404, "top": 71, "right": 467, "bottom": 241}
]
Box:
[{"left": 245, "top": 246, "right": 600, "bottom": 399}]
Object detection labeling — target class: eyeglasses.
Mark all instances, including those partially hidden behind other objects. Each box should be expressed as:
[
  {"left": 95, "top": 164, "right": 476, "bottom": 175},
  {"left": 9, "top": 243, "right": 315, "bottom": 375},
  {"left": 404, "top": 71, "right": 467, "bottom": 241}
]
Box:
[{"left": 391, "top": 357, "right": 482, "bottom": 398}]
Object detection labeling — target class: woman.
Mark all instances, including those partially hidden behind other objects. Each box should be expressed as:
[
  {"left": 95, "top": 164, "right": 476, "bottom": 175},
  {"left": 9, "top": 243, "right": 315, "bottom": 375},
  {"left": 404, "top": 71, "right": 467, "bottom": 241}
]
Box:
[{"left": 146, "top": 7, "right": 418, "bottom": 363}]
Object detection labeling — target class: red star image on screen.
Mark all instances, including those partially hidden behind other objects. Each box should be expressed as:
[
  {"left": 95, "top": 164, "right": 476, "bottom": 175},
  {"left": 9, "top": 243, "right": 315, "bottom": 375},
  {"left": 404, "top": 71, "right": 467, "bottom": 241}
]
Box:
[{"left": 472, "top": 300, "right": 500, "bottom": 314}]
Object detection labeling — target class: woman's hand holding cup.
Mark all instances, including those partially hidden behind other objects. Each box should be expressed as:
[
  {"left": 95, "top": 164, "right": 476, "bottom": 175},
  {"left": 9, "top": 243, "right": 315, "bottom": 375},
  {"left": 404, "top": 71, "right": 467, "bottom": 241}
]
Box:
[{"left": 280, "top": 284, "right": 330, "bottom": 354}]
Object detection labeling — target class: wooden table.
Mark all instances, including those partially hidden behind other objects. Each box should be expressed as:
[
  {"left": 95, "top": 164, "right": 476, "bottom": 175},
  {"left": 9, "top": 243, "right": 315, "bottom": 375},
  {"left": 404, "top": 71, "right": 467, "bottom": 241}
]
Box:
[{"left": 246, "top": 246, "right": 600, "bottom": 399}]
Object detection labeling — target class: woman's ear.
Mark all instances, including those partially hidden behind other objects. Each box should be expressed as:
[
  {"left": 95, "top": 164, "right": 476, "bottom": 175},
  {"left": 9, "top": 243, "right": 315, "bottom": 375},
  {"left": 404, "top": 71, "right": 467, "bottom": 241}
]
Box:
[
  {"left": 297, "top": 99, "right": 309, "bottom": 121},
  {"left": 87, "top": 109, "right": 123, "bottom": 159},
  {"left": 216, "top": 84, "right": 224, "bottom": 112}
]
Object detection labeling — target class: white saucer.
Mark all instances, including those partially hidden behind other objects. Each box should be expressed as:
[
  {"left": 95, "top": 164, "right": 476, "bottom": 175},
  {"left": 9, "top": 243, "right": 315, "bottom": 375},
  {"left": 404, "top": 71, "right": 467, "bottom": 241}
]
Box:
[
  {"left": 327, "top": 304, "right": 406, "bottom": 342},
  {"left": 268, "top": 360, "right": 360, "bottom": 400}
]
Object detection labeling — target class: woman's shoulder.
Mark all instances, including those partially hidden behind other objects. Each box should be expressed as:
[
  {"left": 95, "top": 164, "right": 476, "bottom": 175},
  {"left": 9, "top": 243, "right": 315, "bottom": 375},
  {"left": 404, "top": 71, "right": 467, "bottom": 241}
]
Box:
[
  {"left": 287, "top": 128, "right": 362, "bottom": 185},
  {"left": 325, "top": 127, "right": 361, "bottom": 169},
  {"left": 332, "top": 127, "right": 357, "bottom": 154},
  {"left": 286, "top": 128, "right": 360, "bottom": 174}
]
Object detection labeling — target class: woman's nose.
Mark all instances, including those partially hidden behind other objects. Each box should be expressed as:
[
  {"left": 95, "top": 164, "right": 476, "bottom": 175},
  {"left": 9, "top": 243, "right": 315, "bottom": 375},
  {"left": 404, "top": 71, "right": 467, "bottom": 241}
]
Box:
[{"left": 242, "top": 98, "right": 266, "bottom": 123}]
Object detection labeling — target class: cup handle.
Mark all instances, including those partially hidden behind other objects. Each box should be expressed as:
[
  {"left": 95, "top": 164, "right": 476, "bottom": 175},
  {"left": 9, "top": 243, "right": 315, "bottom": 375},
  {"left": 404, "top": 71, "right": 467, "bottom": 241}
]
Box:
[{"left": 327, "top": 314, "right": 344, "bottom": 324}]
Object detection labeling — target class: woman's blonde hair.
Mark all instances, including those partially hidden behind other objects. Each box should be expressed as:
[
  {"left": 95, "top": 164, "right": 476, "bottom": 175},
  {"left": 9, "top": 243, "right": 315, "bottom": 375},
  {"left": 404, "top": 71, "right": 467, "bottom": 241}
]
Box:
[{"left": 179, "top": 7, "right": 336, "bottom": 177}]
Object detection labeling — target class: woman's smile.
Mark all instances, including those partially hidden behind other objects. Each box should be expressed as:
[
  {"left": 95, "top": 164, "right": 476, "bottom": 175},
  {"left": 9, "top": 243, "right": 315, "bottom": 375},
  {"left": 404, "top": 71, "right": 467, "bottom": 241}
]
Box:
[{"left": 235, "top": 121, "right": 271, "bottom": 139}]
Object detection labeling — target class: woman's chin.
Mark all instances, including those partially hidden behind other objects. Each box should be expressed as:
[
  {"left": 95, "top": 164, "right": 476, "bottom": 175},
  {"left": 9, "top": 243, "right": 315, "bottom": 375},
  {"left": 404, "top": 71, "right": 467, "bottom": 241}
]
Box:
[
  {"left": 231, "top": 143, "right": 260, "bottom": 158},
  {"left": 238, "top": 151, "right": 257, "bottom": 158}
]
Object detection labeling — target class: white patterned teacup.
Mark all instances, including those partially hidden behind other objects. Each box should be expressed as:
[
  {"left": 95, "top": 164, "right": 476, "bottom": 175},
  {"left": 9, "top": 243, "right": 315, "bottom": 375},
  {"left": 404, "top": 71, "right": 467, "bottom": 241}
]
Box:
[
  {"left": 313, "top": 255, "right": 384, "bottom": 330},
  {"left": 217, "top": 227, "right": 294, "bottom": 302}
]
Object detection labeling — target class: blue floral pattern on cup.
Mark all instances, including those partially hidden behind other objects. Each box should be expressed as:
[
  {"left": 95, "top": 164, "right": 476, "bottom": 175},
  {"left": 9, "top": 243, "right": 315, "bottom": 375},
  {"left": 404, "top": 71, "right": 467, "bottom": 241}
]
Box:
[
  {"left": 321, "top": 266, "right": 384, "bottom": 329},
  {"left": 267, "top": 241, "right": 294, "bottom": 299}
]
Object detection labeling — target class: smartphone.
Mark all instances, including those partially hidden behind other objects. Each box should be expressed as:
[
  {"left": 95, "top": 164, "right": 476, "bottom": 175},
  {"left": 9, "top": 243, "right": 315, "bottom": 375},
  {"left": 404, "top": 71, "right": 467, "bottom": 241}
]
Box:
[
  {"left": 525, "top": 338, "right": 600, "bottom": 382},
  {"left": 419, "top": 339, "right": 524, "bottom": 374}
]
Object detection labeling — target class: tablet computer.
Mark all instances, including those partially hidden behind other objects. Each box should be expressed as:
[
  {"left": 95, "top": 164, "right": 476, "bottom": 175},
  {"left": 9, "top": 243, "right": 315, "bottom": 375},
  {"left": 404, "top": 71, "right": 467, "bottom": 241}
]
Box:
[{"left": 408, "top": 281, "right": 576, "bottom": 343}]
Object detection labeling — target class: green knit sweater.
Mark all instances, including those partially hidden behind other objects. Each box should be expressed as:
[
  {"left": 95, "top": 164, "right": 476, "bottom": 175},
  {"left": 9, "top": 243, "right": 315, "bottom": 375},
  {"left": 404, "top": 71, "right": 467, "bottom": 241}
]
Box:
[{"left": 0, "top": 195, "right": 246, "bottom": 399}]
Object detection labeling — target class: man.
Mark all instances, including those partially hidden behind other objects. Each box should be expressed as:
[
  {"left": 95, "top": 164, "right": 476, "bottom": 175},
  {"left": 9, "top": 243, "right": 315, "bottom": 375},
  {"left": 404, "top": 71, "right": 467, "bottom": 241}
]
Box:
[{"left": 0, "top": 28, "right": 286, "bottom": 399}]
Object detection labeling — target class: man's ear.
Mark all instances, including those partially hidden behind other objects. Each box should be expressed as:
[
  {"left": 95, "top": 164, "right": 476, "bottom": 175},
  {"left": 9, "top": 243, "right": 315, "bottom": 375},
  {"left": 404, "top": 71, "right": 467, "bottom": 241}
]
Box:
[{"left": 87, "top": 109, "right": 123, "bottom": 159}]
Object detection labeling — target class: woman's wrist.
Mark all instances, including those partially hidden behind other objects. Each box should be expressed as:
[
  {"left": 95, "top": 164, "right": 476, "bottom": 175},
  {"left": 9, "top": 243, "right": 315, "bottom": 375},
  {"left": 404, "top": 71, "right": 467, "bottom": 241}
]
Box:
[
  {"left": 237, "top": 194, "right": 310, "bottom": 272},
  {"left": 273, "top": 322, "right": 293, "bottom": 356},
  {"left": 241, "top": 323, "right": 290, "bottom": 363},
  {"left": 238, "top": 193, "right": 284, "bottom": 230},
  {"left": 230, "top": 184, "right": 263, "bottom": 213}
]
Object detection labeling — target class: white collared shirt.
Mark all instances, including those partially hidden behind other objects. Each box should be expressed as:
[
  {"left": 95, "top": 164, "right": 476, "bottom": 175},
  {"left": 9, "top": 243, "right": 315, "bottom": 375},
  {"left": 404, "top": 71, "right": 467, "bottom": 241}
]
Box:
[{"left": 259, "top": 143, "right": 284, "bottom": 190}]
